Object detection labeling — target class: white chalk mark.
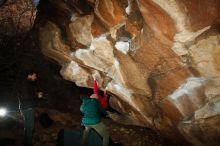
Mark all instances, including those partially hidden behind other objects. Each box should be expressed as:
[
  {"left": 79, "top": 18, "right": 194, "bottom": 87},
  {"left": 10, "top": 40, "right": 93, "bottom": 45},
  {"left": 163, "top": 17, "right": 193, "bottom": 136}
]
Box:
[
  {"left": 169, "top": 77, "right": 206, "bottom": 100},
  {"left": 115, "top": 41, "right": 130, "bottom": 54}
]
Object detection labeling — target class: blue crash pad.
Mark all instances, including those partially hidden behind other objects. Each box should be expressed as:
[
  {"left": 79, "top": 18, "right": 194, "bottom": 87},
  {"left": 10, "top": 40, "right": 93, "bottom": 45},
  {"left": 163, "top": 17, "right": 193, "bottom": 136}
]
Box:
[{"left": 58, "top": 129, "right": 102, "bottom": 146}]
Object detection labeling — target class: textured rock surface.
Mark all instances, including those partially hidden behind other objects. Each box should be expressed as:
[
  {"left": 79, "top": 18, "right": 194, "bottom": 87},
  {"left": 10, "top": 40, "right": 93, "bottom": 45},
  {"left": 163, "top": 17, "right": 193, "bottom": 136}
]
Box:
[
  {"left": 37, "top": 0, "right": 220, "bottom": 145},
  {"left": 0, "top": 0, "right": 36, "bottom": 36}
]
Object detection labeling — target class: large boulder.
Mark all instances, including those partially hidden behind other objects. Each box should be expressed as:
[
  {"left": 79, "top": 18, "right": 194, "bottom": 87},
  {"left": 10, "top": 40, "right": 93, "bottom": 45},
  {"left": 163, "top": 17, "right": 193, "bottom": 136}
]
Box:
[{"left": 37, "top": 0, "right": 220, "bottom": 145}]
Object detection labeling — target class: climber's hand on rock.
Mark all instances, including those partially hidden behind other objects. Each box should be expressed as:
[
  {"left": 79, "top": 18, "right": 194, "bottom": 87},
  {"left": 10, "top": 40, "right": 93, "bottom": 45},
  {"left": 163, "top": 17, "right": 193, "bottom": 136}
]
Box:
[{"left": 92, "top": 74, "right": 98, "bottom": 80}]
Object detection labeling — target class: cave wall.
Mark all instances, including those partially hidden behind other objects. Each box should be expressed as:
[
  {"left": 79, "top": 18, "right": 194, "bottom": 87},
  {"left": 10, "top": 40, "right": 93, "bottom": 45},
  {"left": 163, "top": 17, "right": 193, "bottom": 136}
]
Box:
[
  {"left": 37, "top": 0, "right": 220, "bottom": 145},
  {"left": 0, "top": 0, "right": 83, "bottom": 113}
]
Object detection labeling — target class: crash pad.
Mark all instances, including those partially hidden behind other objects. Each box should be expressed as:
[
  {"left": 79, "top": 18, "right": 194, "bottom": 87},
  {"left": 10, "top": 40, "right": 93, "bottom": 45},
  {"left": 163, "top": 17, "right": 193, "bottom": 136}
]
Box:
[{"left": 57, "top": 129, "right": 102, "bottom": 146}]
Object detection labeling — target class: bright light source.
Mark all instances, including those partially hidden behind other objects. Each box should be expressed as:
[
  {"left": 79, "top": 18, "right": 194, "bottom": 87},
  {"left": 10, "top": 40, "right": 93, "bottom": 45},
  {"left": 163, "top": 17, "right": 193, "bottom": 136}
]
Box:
[{"left": 0, "top": 108, "right": 7, "bottom": 117}]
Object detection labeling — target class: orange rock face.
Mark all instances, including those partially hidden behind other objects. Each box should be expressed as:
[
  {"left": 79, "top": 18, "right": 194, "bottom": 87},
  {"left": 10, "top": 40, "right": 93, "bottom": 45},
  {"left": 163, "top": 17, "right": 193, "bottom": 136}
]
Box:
[{"left": 37, "top": 0, "right": 220, "bottom": 145}]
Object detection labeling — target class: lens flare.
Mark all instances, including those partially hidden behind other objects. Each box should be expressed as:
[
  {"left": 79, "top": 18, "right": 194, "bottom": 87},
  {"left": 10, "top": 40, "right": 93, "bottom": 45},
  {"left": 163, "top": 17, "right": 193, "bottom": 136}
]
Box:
[{"left": 0, "top": 108, "right": 7, "bottom": 117}]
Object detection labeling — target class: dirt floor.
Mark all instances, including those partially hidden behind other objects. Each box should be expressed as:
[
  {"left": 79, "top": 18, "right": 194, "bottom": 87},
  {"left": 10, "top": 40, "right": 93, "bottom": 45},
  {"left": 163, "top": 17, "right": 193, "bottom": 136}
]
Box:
[{"left": 33, "top": 107, "right": 176, "bottom": 146}]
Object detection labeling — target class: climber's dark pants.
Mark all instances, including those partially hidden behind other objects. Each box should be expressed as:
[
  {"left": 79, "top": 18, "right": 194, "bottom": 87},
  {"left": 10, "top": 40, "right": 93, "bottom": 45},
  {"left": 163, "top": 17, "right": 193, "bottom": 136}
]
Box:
[{"left": 21, "top": 108, "right": 35, "bottom": 146}]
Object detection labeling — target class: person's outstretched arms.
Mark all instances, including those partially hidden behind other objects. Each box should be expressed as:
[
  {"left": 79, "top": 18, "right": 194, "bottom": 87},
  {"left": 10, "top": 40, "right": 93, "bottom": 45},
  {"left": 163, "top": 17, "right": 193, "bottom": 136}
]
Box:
[
  {"left": 93, "top": 79, "right": 99, "bottom": 95},
  {"left": 93, "top": 79, "right": 108, "bottom": 109}
]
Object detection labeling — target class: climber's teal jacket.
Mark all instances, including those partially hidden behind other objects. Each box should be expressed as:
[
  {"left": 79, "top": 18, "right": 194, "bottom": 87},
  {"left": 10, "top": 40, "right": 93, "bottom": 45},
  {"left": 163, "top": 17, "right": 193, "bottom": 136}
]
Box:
[{"left": 80, "top": 97, "right": 107, "bottom": 125}]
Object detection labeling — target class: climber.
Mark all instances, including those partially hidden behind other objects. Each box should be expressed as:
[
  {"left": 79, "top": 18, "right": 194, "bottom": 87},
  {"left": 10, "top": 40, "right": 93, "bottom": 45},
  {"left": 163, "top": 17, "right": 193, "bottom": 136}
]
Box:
[
  {"left": 93, "top": 79, "right": 108, "bottom": 109},
  {"left": 80, "top": 93, "right": 109, "bottom": 146}
]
